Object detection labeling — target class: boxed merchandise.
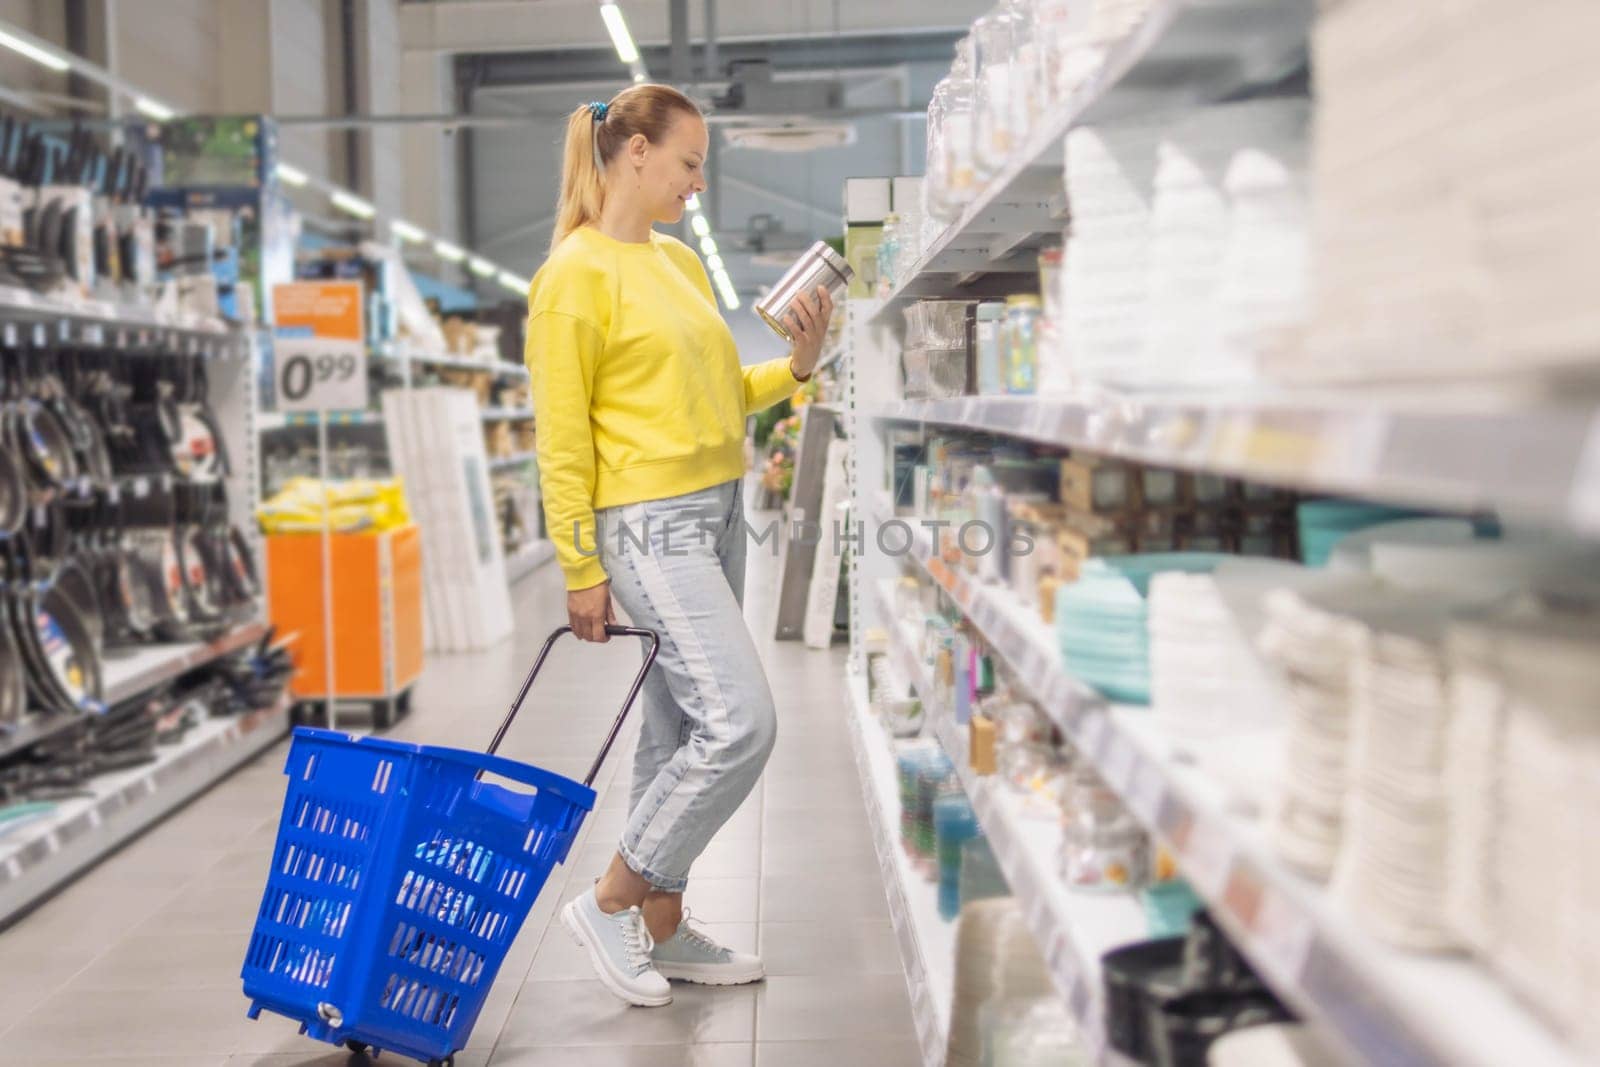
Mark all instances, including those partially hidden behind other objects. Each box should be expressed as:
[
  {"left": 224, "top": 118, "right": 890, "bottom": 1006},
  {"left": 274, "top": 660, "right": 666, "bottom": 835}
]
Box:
[
  {"left": 844, "top": 176, "right": 892, "bottom": 223},
  {"left": 845, "top": 224, "right": 884, "bottom": 299}
]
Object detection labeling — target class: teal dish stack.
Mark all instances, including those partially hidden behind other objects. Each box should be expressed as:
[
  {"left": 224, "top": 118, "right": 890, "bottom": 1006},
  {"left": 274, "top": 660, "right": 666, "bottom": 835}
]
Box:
[
  {"left": 1295, "top": 499, "right": 1424, "bottom": 566},
  {"left": 1055, "top": 554, "right": 1230, "bottom": 704}
]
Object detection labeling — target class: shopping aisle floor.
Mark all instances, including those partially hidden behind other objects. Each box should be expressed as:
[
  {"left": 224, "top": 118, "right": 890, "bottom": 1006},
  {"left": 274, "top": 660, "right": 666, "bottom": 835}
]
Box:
[{"left": 0, "top": 506, "right": 918, "bottom": 1067}]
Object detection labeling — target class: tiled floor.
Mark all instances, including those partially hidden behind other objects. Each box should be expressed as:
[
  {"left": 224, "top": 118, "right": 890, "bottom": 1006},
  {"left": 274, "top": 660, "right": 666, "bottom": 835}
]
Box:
[{"left": 0, "top": 505, "right": 917, "bottom": 1067}]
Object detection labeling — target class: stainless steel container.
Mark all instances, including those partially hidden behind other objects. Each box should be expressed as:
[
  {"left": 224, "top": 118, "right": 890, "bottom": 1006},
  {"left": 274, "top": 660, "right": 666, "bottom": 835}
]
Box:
[{"left": 754, "top": 241, "right": 853, "bottom": 342}]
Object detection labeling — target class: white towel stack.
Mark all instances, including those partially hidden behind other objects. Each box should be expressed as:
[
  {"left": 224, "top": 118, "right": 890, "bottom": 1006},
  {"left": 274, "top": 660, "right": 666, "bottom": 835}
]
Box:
[{"left": 1286, "top": 0, "right": 1600, "bottom": 385}]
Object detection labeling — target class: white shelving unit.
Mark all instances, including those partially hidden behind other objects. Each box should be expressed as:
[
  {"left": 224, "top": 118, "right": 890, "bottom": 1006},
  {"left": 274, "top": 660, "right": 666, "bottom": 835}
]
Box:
[
  {"left": 0, "top": 285, "right": 239, "bottom": 353},
  {"left": 868, "top": 393, "right": 1600, "bottom": 535},
  {"left": 101, "top": 621, "right": 272, "bottom": 705},
  {"left": 376, "top": 343, "right": 530, "bottom": 380},
  {"left": 870, "top": 493, "right": 1583, "bottom": 1067},
  {"left": 258, "top": 409, "right": 384, "bottom": 431},
  {"left": 489, "top": 451, "right": 538, "bottom": 471},
  {"left": 0, "top": 696, "right": 290, "bottom": 923},
  {"left": 481, "top": 406, "right": 535, "bottom": 422},
  {"left": 843, "top": 672, "right": 954, "bottom": 1067},
  {"left": 868, "top": 0, "right": 1314, "bottom": 319},
  {"left": 873, "top": 580, "right": 1147, "bottom": 1061}
]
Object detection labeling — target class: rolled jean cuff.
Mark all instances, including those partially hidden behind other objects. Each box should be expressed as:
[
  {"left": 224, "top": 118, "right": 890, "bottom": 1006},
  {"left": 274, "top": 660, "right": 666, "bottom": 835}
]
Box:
[{"left": 618, "top": 838, "right": 688, "bottom": 893}]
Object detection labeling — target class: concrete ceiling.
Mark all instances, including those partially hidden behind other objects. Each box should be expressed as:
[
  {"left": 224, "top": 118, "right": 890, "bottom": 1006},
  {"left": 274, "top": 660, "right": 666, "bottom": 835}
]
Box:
[{"left": 400, "top": 0, "right": 983, "bottom": 292}]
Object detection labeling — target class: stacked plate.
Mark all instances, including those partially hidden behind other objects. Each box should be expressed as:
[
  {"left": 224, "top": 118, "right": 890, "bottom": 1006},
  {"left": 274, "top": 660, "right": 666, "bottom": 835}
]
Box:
[
  {"left": 1295, "top": 499, "right": 1425, "bottom": 568},
  {"left": 1057, "top": 553, "right": 1227, "bottom": 704},
  {"left": 1337, "top": 621, "right": 1461, "bottom": 951},
  {"left": 1063, "top": 119, "right": 1163, "bottom": 390},
  {"left": 1290, "top": 0, "right": 1600, "bottom": 386},
  {"left": 1217, "top": 104, "right": 1313, "bottom": 384},
  {"left": 1146, "top": 99, "right": 1312, "bottom": 388},
  {"left": 946, "top": 898, "right": 1057, "bottom": 1067},
  {"left": 1448, "top": 604, "right": 1600, "bottom": 1054}
]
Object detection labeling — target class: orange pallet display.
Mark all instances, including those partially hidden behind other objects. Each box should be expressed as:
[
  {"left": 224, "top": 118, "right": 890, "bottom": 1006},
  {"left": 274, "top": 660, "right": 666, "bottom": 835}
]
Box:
[{"left": 265, "top": 524, "right": 424, "bottom": 722}]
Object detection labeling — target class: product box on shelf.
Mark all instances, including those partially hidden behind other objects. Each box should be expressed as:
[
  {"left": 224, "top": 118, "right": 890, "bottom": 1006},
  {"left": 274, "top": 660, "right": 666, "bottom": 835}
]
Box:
[
  {"left": 845, "top": 176, "right": 892, "bottom": 223},
  {"left": 845, "top": 225, "right": 885, "bottom": 300}
]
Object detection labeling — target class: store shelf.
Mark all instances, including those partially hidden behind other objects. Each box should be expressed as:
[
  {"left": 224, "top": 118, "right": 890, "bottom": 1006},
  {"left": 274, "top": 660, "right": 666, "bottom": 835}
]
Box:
[
  {"left": 482, "top": 407, "right": 535, "bottom": 422},
  {"left": 102, "top": 620, "right": 271, "bottom": 706},
  {"left": 873, "top": 580, "right": 1147, "bottom": 1061},
  {"left": 0, "top": 284, "right": 241, "bottom": 354},
  {"left": 377, "top": 344, "right": 530, "bottom": 379},
  {"left": 489, "top": 451, "right": 538, "bottom": 471},
  {"left": 504, "top": 539, "right": 555, "bottom": 583},
  {"left": 870, "top": 0, "right": 1313, "bottom": 323},
  {"left": 844, "top": 671, "right": 954, "bottom": 1067},
  {"left": 869, "top": 394, "right": 1600, "bottom": 534},
  {"left": 873, "top": 495, "right": 1585, "bottom": 1067},
  {"left": 0, "top": 695, "right": 290, "bottom": 924},
  {"left": 258, "top": 410, "right": 384, "bottom": 431}
]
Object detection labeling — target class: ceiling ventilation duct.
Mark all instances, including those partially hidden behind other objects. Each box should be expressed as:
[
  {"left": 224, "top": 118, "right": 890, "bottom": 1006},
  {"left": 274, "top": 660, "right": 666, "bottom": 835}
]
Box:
[
  {"left": 724, "top": 124, "right": 856, "bottom": 152},
  {"left": 713, "top": 58, "right": 852, "bottom": 152}
]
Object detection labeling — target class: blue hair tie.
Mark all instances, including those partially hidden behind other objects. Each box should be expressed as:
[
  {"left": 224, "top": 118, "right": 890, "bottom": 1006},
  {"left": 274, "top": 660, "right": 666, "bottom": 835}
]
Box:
[{"left": 588, "top": 101, "right": 608, "bottom": 122}]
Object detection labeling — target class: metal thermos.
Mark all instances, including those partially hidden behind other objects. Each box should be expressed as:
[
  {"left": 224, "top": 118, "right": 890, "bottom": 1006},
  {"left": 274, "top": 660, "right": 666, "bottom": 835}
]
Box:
[{"left": 754, "top": 240, "right": 853, "bottom": 342}]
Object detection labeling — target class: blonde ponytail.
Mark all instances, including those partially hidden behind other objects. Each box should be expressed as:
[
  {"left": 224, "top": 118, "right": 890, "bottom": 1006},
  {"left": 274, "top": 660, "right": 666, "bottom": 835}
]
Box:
[{"left": 548, "top": 84, "right": 703, "bottom": 253}]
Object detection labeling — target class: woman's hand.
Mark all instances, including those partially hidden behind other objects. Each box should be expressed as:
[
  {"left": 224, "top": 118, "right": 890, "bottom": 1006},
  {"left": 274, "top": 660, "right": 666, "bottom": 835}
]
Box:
[
  {"left": 785, "top": 284, "right": 836, "bottom": 380},
  {"left": 567, "top": 580, "right": 616, "bottom": 642}
]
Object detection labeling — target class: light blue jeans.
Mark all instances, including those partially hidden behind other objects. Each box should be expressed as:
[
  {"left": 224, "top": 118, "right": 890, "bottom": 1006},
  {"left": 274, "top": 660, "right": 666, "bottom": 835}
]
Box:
[{"left": 596, "top": 479, "right": 776, "bottom": 892}]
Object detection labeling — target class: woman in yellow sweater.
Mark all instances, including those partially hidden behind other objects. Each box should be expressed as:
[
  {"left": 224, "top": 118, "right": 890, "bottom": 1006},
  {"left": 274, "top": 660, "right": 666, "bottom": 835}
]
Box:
[{"left": 526, "top": 84, "right": 833, "bottom": 1007}]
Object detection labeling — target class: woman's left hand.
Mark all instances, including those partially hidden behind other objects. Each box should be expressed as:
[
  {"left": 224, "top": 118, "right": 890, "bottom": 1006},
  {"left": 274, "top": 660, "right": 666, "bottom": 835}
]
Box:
[{"left": 785, "top": 284, "right": 836, "bottom": 380}]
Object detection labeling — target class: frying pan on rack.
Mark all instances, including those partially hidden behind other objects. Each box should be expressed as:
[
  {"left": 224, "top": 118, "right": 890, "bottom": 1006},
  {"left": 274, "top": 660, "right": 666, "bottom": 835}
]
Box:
[
  {"left": 50, "top": 556, "right": 104, "bottom": 657},
  {"left": 0, "top": 591, "right": 27, "bottom": 727},
  {"left": 175, "top": 522, "right": 220, "bottom": 624},
  {"left": 10, "top": 397, "right": 81, "bottom": 495},
  {"left": 7, "top": 577, "right": 103, "bottom": 715}
]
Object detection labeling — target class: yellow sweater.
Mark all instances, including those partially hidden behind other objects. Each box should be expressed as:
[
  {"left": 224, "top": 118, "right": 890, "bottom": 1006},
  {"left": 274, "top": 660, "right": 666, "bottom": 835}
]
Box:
[{"left": 525, "top": 226, "right": 800, "bottom": 590}]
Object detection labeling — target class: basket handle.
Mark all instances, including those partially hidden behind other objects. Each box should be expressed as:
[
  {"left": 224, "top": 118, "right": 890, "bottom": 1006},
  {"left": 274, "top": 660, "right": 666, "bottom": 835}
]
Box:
[{"left": 482, "top": 624, "right": 660, "bottom": 787}]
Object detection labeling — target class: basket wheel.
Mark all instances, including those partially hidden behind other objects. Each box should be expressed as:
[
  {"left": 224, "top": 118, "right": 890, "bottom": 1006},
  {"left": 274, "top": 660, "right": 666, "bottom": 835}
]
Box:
[
  {"left": 371, "top": 698, "right": 396, "bottom": 730},
  {"left": 427, "top": 1057, "right": 454, "bottom": 1067}
]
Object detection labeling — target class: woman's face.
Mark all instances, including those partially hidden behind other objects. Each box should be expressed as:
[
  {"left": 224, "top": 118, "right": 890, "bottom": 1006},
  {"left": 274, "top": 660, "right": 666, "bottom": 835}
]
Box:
[{"left": 621, "top": 112, "right": 710, "bottom": 225}]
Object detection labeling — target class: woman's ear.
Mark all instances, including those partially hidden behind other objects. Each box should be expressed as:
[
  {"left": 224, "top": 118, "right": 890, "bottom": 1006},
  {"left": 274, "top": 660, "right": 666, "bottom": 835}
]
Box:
[{"left": 628, "top": 132, "right": 651, "bottom": 168}]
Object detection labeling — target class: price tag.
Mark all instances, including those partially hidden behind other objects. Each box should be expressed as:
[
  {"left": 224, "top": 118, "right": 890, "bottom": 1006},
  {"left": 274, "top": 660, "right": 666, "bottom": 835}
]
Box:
[
  {"left": 57, "top": 318, "right": 70, "bottom": 342},
  {"left": 132, "top": 476, "right": 150, "bottom": 498},
  {"left": 106, "top": 483, "right": 121, "bottom": 506},
  {"left": 1078, "top": 710, "right": 1109, "bottom": 756},
  {"left": 2, "top": 323, "right": 15, "bottom": 347},
  {"left": 82, "top": 323, "right": 104, "bottom": 346},
  {"left": 1128, "top": 756, "right": 1165, "bottom": 824},
  {"left": 31, "top": 323, "right": 45, "bottom": 347},
  {"left": 273, "top": 337, "right": 368, "bottom": 414},
  {"left": 1102, "top": 732, "right": 1138, "bottom": 792},
  {"left": 1251, "top": 884, "right": 1315, "bottom": 981},
  {"left": 1181, "top": 815, "right": 1234, "bottom": 897}
]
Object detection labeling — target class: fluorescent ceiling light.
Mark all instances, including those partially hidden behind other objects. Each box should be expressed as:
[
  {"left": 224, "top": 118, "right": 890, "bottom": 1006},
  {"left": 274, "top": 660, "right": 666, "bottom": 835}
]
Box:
[
  {"left": 434, "top": 240, "right": 467, "bottom": 262},
  {"left": 699, "top": 236, "right": 718, "bottom": 256},
  {"left": 391, "top": 219, "right": 426, "bottom": 243},
  {"left": 134, "top": 96, "right": 177, "bottom": 121},
  {"left": 0, "top": 29, "right": 70, "bottom": 72},
  {"left": 330, "top": 189, "right": 376, "bottom": 219},
  {"left": 276, "top": 162, "right": 309, "bottom": 187},
  {"left": 713, "top": 272, "right": 739, "bottom": 311},
  {"left": 685, "top": 194, "right": 701, "bottom": 211},
  {"left": 706, "top": 253, "right": 724, "bottom": 272},
  {"left": 599, "top": 4, "right": 640, "bottom": 65},
  {"left": 468, "top": 256, "right": 497, "bottom": 277},
  {"left": 691, "top": 215, "right": 710, "bottom": 238},
  {"left": 498, "top": 270, "right": 527, "bottom": 292},
  {"left": 632, "top": 71, "right": 647, "bottom": 85}
]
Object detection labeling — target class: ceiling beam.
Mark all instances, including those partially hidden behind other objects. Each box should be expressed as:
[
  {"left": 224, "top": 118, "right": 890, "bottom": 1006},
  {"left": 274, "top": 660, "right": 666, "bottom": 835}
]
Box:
[{"left": 400, "top": 0, "right": 976, "bottom": 55}]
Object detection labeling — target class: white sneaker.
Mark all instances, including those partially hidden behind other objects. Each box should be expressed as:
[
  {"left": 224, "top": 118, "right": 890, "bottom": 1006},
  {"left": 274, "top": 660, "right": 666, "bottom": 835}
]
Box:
[
  {"left": 561, "top": 887, "right": 673, "bottom": 1007},
  {"left": 651, "top": 909, "right": 766, "bottom": 986}
]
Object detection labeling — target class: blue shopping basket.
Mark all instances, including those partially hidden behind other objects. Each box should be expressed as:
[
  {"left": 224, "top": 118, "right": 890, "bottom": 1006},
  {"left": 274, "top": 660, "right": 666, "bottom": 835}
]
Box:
[{"left": 241, "top": 625, "right": 658, "bottom": 1066}]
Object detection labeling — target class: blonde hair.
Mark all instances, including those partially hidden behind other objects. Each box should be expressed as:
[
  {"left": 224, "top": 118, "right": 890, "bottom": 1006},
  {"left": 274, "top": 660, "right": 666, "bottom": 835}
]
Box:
[{"left": 550, "top": 83, "right": 703, "bottom": 252}]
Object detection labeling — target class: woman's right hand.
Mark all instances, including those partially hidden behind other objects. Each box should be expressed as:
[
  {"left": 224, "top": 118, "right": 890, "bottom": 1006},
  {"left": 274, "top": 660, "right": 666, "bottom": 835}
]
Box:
[{"left": 568, "top": 580, "right": 616, "bottom": 642}]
